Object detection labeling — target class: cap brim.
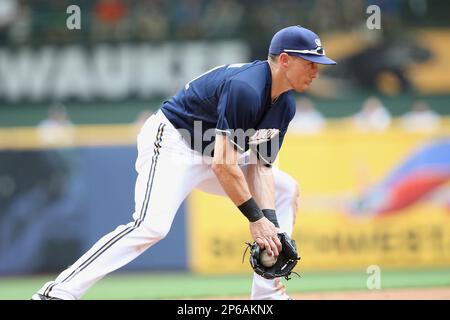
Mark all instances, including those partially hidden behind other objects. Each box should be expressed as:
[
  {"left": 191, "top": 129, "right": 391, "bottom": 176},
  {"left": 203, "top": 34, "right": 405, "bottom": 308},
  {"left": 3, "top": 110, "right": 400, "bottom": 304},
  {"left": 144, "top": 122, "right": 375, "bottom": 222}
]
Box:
[{"left": 291, "top": 53, "right": 337, "bottom": 65}]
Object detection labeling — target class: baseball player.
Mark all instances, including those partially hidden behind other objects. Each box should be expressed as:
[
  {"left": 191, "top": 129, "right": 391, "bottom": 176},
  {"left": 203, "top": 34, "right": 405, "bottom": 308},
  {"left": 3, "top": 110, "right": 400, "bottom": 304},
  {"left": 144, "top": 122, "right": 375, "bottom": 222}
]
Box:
[{"left": 32, "top": 25, "right": 336, "bottom": 300}]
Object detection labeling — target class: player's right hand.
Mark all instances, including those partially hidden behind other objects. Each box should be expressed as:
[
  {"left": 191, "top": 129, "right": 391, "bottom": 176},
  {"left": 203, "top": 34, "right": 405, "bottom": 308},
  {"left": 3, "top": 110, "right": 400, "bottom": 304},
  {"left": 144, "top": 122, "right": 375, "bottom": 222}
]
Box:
[{"left": 249, "top": 217, "right": 282, "bottom": 257}]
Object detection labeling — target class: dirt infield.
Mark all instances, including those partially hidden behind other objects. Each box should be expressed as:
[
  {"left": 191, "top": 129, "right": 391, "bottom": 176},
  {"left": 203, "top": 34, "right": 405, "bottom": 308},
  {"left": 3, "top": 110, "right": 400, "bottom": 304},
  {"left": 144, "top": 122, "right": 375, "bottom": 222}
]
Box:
[{"left": 201, "top": 287, "right": 450, "bottom": 300}]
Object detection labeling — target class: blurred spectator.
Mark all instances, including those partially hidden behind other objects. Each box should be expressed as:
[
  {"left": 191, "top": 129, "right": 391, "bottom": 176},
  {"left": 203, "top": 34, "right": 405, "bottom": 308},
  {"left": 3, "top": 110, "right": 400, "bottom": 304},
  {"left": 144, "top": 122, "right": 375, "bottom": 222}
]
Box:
[
  {"left": 202, "top": 0, "right": 244, "bottom": 39},
  {"left": 38, "top": 103, "right": 75, "bottom": 145},
  {"left": 408, "top": 0, "right": 428, "bottom": 17},
  {"left": 310, "top": 0, "right": 340, "bottom": 33},
  {"left": 352, "top": 96, "right": 392, "bottom": 132},
  {"left": 341, "top": 0, "right": 366, "bottom": 30},
  {"left": 7, "top": 0, "right": 32, "bottom": 44},
  {"left": 0, "top": 0, "right": 18, "bottom": 44},
  {"left": 133, "top": 0, "right": 169, "bottom": 42},
  {"left": 240, "top": 0, "right": 277, "bottom": 59},
  {"left": 172, "top": 0, "right": 203, "bottom": 40},
  {"left": 91, "top": 0, "right": 130, "bottom": 42},
  {"left": 290, "top": 97, "right": 326, "bottom": 134},
  {"left": 43, "top": 0, "right": 72, "bottom": 44},
  {"left": 400, "top": 100, "right": 441, "bottom": 132},
  {"left": 0, "top": 0, "right": 447, "bottom": 47}
]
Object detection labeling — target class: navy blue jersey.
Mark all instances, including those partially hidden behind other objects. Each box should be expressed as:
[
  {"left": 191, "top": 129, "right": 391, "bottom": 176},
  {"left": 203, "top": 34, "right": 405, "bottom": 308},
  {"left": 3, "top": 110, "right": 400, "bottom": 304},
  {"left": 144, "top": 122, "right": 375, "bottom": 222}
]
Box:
[{"left": 160, "top": 60, "right": 296, "bottom": 164}]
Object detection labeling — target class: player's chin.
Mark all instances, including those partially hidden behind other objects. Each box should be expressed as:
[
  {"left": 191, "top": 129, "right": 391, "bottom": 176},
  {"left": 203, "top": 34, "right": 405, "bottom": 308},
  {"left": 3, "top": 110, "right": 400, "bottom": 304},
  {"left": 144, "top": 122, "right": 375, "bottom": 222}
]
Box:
[{"left": 294, "top": 83, "right": 310, "bottom": 93}]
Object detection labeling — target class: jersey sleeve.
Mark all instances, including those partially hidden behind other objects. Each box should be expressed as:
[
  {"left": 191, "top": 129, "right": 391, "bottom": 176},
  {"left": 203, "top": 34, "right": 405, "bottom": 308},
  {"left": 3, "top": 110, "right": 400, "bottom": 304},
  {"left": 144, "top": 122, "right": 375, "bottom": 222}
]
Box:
[
  {"left": 216, "top": 80, "right": 259, "bottom": 133},
  {"left": 216, "top": 80, "right": 260, "bottom": 152},
  {"left": 251, "top": 96, "right": 296, "bottom": 166}
]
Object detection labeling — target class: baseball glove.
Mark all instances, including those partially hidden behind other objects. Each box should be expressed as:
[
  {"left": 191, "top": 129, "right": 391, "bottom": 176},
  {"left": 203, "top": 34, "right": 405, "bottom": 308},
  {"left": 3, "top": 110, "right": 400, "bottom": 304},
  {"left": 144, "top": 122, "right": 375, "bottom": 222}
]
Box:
[{"left": 244, "top": 232, "right": 301, "bottom": 280}]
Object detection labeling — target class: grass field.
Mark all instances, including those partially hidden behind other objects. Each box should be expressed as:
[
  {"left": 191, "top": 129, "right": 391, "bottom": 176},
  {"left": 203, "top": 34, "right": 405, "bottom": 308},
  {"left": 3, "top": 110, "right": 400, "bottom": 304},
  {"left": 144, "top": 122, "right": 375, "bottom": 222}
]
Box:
[{"left": 1, "top": 268, "right": 450, "bottom": 300}]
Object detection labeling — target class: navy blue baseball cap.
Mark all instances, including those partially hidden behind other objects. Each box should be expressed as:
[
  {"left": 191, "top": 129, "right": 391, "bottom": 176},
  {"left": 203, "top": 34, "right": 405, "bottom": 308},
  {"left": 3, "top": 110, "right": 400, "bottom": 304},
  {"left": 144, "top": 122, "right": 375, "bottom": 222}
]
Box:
[{"left": 269, "top": 26, "right": 337, "bottom": 65}]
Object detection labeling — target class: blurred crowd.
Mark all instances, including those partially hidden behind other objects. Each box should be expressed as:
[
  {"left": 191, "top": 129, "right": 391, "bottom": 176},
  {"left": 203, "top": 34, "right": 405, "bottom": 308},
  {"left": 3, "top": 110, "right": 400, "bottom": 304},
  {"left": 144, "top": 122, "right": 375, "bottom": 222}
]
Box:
[
  {"left": 37, "top": 96, "right": 443, "bottom": 146},
  {"left": 0, "top": 0, "right": 444, "bottom": 47},
  {"left": 290, "top": 96, "right": 443, "bottom": 134}
]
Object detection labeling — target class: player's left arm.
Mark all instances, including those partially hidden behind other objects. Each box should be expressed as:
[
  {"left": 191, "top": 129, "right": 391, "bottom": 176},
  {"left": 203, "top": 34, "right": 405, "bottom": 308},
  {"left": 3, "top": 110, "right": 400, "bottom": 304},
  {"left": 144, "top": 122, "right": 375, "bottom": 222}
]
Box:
[
  {"left": 246, "top": 158, "right": 275, "bottom": 209},
  {"left": 245, "top": 126, "right": 287, "bottom": 228},
  {"left": 246, "top": 159, "right": 279, "bottom": 228},
  {"left": 212, "top": 134, "right": 282, "bottom": 256}
]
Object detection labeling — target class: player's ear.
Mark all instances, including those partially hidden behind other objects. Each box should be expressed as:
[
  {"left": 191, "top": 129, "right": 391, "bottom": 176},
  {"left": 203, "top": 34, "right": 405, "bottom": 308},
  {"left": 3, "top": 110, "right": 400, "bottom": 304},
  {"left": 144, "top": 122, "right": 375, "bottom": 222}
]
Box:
[{"left": 278, "top": 53, "right": 290, "bottom": 68}]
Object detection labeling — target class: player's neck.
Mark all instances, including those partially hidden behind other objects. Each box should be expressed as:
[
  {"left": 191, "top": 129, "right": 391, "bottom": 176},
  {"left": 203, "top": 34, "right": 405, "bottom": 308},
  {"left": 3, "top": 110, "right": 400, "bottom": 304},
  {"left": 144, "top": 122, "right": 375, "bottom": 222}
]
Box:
[{"left": 268, "top": 60, "right": 291, "bottom": 103}]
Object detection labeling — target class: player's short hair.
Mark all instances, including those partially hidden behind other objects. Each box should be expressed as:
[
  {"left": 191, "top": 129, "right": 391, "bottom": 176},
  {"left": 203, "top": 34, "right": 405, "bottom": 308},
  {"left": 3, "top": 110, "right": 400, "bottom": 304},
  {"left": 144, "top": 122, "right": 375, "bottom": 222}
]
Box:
[{"left": 268, "top": 54, "right": 279, "bottom": 62}]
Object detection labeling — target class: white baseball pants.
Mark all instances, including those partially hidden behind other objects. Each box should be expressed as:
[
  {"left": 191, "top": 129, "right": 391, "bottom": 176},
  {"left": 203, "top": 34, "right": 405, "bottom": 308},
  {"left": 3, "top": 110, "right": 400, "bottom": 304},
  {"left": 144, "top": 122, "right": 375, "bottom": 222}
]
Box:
[{"left": 37, "top": 110, "right": 299, "bottom": 300}]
